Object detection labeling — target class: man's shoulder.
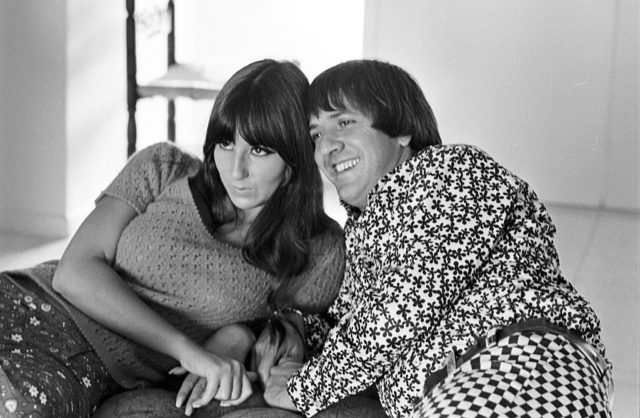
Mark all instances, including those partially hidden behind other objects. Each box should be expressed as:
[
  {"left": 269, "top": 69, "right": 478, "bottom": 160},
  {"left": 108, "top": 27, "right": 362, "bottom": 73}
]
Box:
[{"left": 414, "top": 143, "right": 489, "bottom": 165}]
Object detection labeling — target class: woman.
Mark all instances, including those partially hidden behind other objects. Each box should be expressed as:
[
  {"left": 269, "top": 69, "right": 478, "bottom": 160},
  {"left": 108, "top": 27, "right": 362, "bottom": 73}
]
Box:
[
  {"left": 261, "top": 59, "right": 613, "bottom": 418},
  {"left": 0, "top": 59, "right": 344, "bottom": 417}
]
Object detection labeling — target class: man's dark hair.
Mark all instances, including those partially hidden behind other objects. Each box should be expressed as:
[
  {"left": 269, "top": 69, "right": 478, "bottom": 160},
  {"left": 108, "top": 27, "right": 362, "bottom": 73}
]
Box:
[{"left": 308, "top": 59, "right": 441, "bottom": 151}]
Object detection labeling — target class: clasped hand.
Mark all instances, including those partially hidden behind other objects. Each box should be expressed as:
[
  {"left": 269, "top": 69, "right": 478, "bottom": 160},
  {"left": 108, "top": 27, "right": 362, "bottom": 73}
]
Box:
[
  {"left": 170, "top": 347, "right": 254, "bottom": 416},
  {"left": 171, "top": 315, "right": 305, "bottom": 415}
]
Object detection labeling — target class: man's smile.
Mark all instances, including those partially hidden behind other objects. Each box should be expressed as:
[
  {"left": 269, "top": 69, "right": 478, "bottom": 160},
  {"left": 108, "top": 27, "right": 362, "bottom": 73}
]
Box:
[{"left": 334, "top": 158, "right": 360, "bottom": 173}]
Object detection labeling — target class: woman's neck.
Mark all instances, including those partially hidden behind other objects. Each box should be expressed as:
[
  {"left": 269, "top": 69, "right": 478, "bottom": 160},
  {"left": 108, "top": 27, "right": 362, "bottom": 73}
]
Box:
[
  {"left": 212, "top": 201, "right": 258, "bottom": 247},
  {"left": 213, "top": 219, "right": 251, "bottom": 247}
]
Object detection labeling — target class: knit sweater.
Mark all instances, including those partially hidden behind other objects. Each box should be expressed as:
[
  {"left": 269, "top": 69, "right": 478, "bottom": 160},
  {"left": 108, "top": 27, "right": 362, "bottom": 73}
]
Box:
[{"left": 17, "top": 142, "right": 345, "bottom": 389}]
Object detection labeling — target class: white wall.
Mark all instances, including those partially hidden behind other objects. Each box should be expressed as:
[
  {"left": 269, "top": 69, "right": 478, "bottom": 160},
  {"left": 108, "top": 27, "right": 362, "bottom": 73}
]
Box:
[
  {"left": 0, "top": 0, "right": 126, "bottom": 237},
  {"left": 1, "top": 1, "right": 636, "bottom": 238},
  {"left": 364, "top": 0, "right": 638, "bottom": 212},
  {"left": 182, "top": 0, "right": 365, "bottom": 83},
  {"left": 0, "top": 0, "right": 68, "bottom": 236},
  {"left": 66, "top": 0, "right": 127, "bottom": 228}
]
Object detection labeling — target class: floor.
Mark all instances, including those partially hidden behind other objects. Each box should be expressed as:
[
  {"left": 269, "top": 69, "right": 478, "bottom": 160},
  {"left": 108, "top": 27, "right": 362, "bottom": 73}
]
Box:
[{"left": 0, "top": 203, "right": 638, "bottom": 417}]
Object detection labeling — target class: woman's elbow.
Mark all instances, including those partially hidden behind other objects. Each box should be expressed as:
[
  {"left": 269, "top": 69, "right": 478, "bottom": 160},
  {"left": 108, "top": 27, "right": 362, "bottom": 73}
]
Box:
[
  {"left": 51, "top": 255, "right": 93, "bottom": 297},
  {"left": 51, "top": 258, "right": 74, "bottom": 295}
]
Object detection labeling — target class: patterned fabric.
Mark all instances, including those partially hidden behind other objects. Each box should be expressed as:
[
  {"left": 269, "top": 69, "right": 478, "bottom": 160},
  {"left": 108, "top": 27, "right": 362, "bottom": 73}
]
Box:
[
  {"left": 412, "top": 331, "right": 613, "bottom": 417},
  {"left": 301, "top": 314, "right": 334, "bottom": 358},
  {"left": 288, "top": 144, "right": 608, "bottom": 418},
  {"left": 0, "top": 274, "right": 117, "bottom": 417},
  {"left": 19, "top": 142, "right": 344, "bottom": 389}
]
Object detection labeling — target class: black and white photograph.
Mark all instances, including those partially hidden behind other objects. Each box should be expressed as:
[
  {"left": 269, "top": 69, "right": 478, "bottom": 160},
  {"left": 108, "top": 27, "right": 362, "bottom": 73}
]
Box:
[{"left": 0, "top": 1, "right": 637, "bottom": 417}]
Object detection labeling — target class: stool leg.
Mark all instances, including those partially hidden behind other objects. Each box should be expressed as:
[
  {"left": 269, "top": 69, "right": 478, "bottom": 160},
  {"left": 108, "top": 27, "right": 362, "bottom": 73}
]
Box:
[
  {"left": 126, "top": 0, "right": 138, "bottom": 157},
  {"left": 168, "top": 99, "right": 176, "bottom": 142}
]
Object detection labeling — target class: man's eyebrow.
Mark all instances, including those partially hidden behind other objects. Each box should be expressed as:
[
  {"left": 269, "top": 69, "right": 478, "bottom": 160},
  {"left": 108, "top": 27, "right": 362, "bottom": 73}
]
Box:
[{"left": 309, "top": 110, "right": 346, "bottom": 130}]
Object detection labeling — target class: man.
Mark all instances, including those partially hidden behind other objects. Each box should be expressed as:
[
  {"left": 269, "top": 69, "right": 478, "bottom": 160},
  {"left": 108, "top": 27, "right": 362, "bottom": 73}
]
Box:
[{"left": 264, "top": 60, "right": 612, "bottom": 418}]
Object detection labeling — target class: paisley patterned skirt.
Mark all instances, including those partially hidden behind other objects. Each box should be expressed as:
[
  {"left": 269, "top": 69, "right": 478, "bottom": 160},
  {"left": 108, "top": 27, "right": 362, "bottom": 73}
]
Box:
[{"left": 0, "top": 274, "right": 117, "bottom": 418}]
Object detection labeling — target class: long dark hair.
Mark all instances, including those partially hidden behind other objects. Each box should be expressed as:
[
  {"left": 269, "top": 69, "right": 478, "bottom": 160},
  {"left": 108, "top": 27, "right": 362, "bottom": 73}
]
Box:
[
  {"left": 200, "top": 59, "right": 335, "bottom": 308},
  {"left": 308, "top": 59, "right": 442, "bottom": 151}
]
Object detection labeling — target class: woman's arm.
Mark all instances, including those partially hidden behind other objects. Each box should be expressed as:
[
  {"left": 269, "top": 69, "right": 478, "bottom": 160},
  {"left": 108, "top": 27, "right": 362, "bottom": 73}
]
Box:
[
  {"left": 53, "top": 196, "right": 193, "bottom": 362},
  {"left": 52, "top": 196, "right": 248, "bottom": 407}
]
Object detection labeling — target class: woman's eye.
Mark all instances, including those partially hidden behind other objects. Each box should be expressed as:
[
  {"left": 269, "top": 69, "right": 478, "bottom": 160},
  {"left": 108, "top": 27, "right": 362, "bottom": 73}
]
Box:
[
  {"left": 252, "top": 146, "right": 273, "bottom": 156},
  {"left": 218, "top": 140, "right": 234, "bottom": 150}
]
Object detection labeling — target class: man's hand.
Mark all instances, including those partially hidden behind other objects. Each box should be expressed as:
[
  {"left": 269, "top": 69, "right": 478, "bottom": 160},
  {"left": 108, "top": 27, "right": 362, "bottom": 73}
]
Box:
[
  {"left": 252, "top": 315, "right": 304, "bottom": 387},
  {"left": 263, "top": 359, "right": 303, "bottom": 411}
]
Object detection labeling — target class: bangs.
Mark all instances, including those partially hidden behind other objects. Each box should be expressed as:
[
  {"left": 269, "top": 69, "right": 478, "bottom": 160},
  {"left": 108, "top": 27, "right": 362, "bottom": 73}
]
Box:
[
  {"left": 308, "top": 80, "right": 349, "bottom": 116},
  {"left": 308, "top": 70, "right": 381, "bottom": 120},
  {"left": 211, "top": 89, "right": 289, "bottom": 152}
]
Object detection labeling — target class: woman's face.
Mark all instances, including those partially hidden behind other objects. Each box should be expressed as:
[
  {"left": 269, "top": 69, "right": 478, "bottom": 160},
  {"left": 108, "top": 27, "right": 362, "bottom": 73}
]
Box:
[{"left": 214, "top": 131, "right": 290, "bottom": 223}]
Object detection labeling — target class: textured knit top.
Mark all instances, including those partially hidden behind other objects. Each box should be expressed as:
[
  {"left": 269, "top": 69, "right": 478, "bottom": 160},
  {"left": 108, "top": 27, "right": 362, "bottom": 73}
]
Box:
[
  {"left": 22, "top": 142, "right": 345, "bottom": 389},
  {"left": 288, "top": 144, "right": 605, "bottom": 418}
]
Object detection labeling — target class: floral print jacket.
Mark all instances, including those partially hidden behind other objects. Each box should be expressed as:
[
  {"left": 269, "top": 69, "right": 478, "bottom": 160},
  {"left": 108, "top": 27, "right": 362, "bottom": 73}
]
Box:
[{"left": 288, "top": 144, "right": 604, "bottom": 418}]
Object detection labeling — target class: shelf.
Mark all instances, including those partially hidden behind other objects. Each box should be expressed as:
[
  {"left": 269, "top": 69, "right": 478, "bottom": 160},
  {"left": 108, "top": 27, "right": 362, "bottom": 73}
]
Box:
[{"left": 137, "top": 63, "right": 222, "bottom": 100}]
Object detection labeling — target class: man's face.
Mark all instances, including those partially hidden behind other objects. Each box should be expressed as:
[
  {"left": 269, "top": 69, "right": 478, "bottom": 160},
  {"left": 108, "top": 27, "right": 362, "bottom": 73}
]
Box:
[{"left": 309, "top": 102, "right": 412, "bottom": 210}]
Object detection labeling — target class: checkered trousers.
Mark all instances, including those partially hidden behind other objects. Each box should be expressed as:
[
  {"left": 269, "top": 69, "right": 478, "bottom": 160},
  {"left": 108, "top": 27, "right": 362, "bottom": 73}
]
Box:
[{"left": 412, "top": 331, "right": 613, "bottom": 418}]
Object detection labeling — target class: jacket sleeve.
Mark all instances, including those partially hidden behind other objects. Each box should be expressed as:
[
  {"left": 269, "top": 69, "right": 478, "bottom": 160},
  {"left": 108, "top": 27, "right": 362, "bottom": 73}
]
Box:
[{"left": 287, "top": 146, "right": 519, "bottom": 417}]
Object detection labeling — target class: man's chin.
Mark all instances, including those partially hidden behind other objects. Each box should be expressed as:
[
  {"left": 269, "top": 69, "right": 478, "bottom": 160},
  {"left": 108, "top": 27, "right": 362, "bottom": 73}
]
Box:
[{"left": 337, "top": 192, "right": 362, "bottom": 209}]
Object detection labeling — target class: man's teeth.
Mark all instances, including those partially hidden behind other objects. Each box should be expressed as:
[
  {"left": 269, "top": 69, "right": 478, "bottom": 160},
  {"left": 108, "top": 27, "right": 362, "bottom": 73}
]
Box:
[{"left": 335, "top": 159, "right": 359, "bottom": 173}]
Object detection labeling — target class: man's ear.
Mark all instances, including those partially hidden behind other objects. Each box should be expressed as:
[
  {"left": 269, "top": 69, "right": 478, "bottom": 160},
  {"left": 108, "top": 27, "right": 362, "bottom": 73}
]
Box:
[{"left": 397, "top": 135, "right": 412, "bottom": 148}]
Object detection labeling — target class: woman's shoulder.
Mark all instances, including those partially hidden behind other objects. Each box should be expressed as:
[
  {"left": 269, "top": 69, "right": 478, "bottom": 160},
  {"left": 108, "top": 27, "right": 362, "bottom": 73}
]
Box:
[
  {"left": 98, "top": 142, "right": 202, "bottom": 213},
  {"left": 132, "top": 142, "right": 202, "bottom": 170},
  {"left": 309, "top": 218, "right": 345, "bottom": 254}
]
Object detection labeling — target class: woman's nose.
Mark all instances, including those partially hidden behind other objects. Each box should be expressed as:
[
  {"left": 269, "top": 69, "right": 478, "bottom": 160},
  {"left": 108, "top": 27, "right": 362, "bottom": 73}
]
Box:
[{"left": 230, "top": 152, "right": 248, "bottom": 179}]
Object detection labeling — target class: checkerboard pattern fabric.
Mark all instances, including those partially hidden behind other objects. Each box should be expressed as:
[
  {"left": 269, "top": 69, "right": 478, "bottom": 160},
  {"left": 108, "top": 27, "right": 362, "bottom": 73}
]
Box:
[{"left": 412, "top": 331, "right": 613, "bottom": 417}]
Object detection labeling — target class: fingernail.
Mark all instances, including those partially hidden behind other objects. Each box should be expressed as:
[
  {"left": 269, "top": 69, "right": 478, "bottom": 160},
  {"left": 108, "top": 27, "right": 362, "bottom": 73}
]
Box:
[{"left": 220, "top": 402, "right": 229, "bottom": 407}]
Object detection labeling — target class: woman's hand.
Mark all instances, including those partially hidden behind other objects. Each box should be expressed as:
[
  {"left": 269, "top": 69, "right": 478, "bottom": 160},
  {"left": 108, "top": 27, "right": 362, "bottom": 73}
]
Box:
[
  {"left": 172, "top": 346, "right": 253, "bottom": 415},
  {"left": 252, "top": 314, "right": 305, "bottom": 387}
]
